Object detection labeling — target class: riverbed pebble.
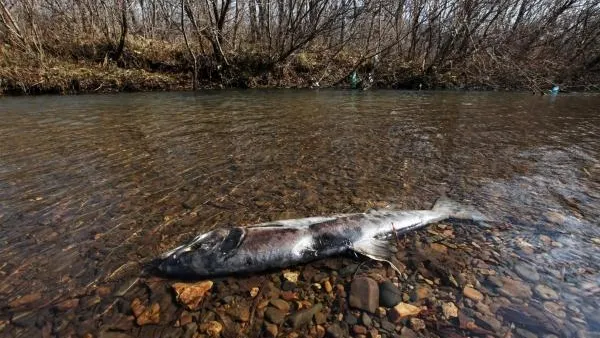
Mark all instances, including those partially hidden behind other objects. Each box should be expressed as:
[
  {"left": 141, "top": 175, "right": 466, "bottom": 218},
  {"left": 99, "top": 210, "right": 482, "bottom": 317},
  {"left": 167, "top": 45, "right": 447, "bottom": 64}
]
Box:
[
  {"left": 349, "top": 277, "right": 379, "bottom": 313},
  {"left": 534, "top": 284, "right": 559, "bottom": 300},
  {"left": 388, "top": 302, "right": 421, "bottom": 322},
  {"left": 442, "top": 302, "right": 458, "bottom": 318},
  {"left": 463, "top": 286, "right": 484, "bottom": 302},
  {"left": 514, "top": 263, "right": 541, "bottom": 282},
  {"left": 379, "top": 280, "right": 402, "bottom": 307},
  {"left": 172, "top": 281, "right": 213, "bottom": 310}
]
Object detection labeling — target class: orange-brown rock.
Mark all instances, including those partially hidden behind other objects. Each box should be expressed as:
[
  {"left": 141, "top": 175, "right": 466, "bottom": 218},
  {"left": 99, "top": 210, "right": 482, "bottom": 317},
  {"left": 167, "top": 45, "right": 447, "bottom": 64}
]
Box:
[{"left": 172, "top": 280, "right": 213, "bottom": 310}]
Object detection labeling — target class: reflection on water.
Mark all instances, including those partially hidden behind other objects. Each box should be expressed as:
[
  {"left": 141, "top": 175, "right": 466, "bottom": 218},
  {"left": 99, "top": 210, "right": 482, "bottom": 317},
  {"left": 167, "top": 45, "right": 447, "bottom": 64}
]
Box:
[{"left": 0, "top": 90, "right": 599, "bottom": 336}]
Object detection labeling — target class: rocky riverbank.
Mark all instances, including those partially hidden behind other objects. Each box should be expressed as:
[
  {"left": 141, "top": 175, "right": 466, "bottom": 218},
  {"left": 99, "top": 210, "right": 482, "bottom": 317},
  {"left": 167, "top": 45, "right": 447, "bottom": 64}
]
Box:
[{"left": 2, "top": 218, "right": 598, "bottom": 338}]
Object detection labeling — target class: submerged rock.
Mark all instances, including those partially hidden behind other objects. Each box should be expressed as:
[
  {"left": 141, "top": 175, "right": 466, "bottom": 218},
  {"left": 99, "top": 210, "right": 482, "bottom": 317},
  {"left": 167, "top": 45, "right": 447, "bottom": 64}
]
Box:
[
  {"left": 463, "top": 286, "right": 484, "bottom": 302},
  {"left": 199, "top": 321, "right": 223, "bottom": 338},
  {"left": 379, "top": 281, "right": 402, "bottom": 307},
  {"left": 534, "top": 284, "right": 559, "bottom": 300},
  {"left": 8, "top": 292, "right": 42, "bottom": 308},
  {"left": 389, "top": 302, "right": 421, "bottom": 322},
  {"left": 442, "top": 302, "right": 459, "bottom": 318},
  {"left": 265, "top": 307, "right": 285, "bottom": 324},
  {"left": 349, "top": 277, "right": 379, "bottom": 313},
  {"left": 498, "top": 277, "right": 532, "bottom": 299},
  {"left": 326, "top": 323, "right": 347, "bottom": 338},
  {"left": 514, "top": 263, "right": 540, "bottom": 282},
  {"left": 172, "top": 280, "right": 213, "bottom": 310},
  {"left": 288, "top": 303, "right": 323, "bottom": 329},
  {"left": 131, "top": 299, "right": 160, "bottom": 326}
]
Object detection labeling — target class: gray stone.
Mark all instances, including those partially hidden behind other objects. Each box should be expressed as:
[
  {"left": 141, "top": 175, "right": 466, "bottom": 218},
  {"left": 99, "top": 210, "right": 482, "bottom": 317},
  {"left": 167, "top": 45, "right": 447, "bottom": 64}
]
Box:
[
  {"left": 516, "top": 327, "right": 539, "bottom": 338},
  {"left": 514, "top": 263, "right": 540, "bottom": 282},
  {"left": 534, "top": 284, "right": 559, "bottom": 300},
  {"left": 379, "top": 281, "right": 403, "bottom": 308},
  {"left": 400, "top": 327, "right": 418, "bottom": 338},
  {"left": 349, "top": 277, "right": 379, "bottom": 313},
  {"left": 345, "top": 313, "right": 358, "bottom": 325},
  {"left": 380, "top": 320, "right": 395, "bottom": 332},
  {"left": 475, "top": 312, "right": 502, "bottom": 332},
  {"left": 326, "top": 323, "right": 347, "bottom": 338},
  {"left": 361, "top": 312, "right": 373, "bottom": 327},
  {"left": 288, "top": 303, "right": 323, "bottom": 329}
]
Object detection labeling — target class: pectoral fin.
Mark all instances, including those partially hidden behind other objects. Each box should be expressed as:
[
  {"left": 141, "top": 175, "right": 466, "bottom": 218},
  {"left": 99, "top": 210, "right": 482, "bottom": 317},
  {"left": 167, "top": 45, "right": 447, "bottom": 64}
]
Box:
[{"left": 352, "top": 237, "right": 403, "bottom": 274}]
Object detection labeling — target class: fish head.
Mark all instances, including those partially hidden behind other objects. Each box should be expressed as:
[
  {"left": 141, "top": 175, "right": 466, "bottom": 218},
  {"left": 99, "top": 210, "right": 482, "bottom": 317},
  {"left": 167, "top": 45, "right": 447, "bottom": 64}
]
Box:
[{"left": 157, "top": 227, "right": 245, "bottom": 277}]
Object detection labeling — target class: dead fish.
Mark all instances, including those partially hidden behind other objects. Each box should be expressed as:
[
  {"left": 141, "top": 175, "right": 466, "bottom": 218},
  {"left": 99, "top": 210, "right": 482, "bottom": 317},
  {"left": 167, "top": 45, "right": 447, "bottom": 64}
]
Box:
[{"left": 156, "top": 196, "right": 488, "bottom": 278}]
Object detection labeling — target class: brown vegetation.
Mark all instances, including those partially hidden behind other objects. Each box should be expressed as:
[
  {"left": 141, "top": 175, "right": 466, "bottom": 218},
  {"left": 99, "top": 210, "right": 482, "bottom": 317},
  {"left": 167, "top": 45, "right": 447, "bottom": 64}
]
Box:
[{"left": 1, "top": 0, "right": 599, "bottom": 95}]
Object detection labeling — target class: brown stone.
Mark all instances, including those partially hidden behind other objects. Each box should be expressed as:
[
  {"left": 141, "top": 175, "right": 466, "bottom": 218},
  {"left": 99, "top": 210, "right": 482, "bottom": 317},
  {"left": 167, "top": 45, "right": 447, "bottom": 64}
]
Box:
[
  {"left": 270, "top": 298, "right": 290, "bottom": 312},
  {"left": 499, "top": 277, "right": 533, "bottom": 299},
  {"left": 442, "top": 302, "right": 458, "bottom": 318},
  {"left": 388, "top": 303, "right": 421, "bottom": 323},
  {"left": 349, "top": 277, "right": 379, "bottom": 313},
  {"left": 323, "top": 280, "right": 333, "bottom": 293},
  {"left": 135, "top": 303, "right": 160, "bottom": 326},
  {"left": 281, "top": 291, "right": 297, "bottom": 301},
  {"left": 353, "top": 325, "right": 368, "bottom": 335},
  {"left": 178, "top": 311, "right": 193, "bottom": 327},
  {"left": 199, "top": 321, "right": 223, "bottom": 337},
  {"left": 172, "top": 280, "right": 213, "bottom": 311},
  {"left": 228, "top": 306, "right": 250, "bottom": 322},
  {"left": 316, "top": 325, "right": 326, "bottom": 338},
  {"left": 430, "top": 243, "right": 448, "bottom": 254},
  {"left": 463, "top": 286, "right": 484, "bottom": 302},
  {"left": 264, "top": 322, "right": 278, "bottom": 337},
  {"left": 55, "top": 298, "right": 80, "bottom": 311},
  {"left": 413, "top": 286, "right": 431, "bottom": 301},
  {"left": 410, "top": 318, "right": 426, "bottom": 331},
  {"left": 9, "top": 292, "right": 42, "bottom": 308},
  {"left": 131, "top": 298, "right": 145, "bottom": 317},
  {"left": 265, "top": 307, "right": 285, "bottom": 324}
]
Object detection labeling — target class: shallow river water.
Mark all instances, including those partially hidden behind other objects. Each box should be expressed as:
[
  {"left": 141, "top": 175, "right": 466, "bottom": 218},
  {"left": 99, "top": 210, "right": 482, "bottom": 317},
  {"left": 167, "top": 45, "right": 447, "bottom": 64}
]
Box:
[{"left": 0, "top": 90, "right": 599, "bottom": 337}]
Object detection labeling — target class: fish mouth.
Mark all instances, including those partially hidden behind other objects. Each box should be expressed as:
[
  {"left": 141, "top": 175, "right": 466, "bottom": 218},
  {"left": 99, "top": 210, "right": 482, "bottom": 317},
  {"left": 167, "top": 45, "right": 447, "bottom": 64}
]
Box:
[{"left": 141, "top": 258, "right": 166, "bottom": 276}]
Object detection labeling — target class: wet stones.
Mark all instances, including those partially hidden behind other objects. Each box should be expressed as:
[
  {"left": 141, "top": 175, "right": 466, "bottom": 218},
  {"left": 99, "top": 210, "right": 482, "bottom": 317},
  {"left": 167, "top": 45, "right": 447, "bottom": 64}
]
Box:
[
  {"left": 131, "top": 298, "right": 160, "bottom": 326},
  {"left": 379, "top": 281, "right": 402, "bottom": 307},
  {"left": 409, "top": 318, "right": 426, "bottom": 331},
  {"left": 388, "top": 302, "right": 421, "bottom": 322},
  {"left": 8, "top": 292, "right": 42, "bottom": 308},
  {"left": 498, "top": 277, "right": 532, "bottom": 299},
  {"left": 172, "top": 280, "right": 213, "bottom": 310},
  {"left": 543, "top": 302, "right": 566, "bottom": 319},
  {"left": 463, "top": 286, "right": 484, "bottom": 302},
  {"left": 442, "top": 302, "right": 459, "bottom": 319},
  {"left": 349, "top": 277, "right": 379, "bottom": 313},
  {"left": 534, "top": 284, "right": 559, "bottom": 300},
  {"left": 269, "top": 298, "right": 290, "bottom": 312},
  {"left": 413, "top": 285, "right": 432, "bottom": 302},
  {"left": 55, "top": 298, "right": 80, "bottom": 311},
  {"left": 326, "top": 323, "right": 347, "bottom": 338},
  {"left": 288, "top": 303, "right": 323, "bottom": 329},
  {"left": 264, "top": 322, "right": 278, "bottom": 337},
  {"left": 265, "top": 307, "right": 286, "bottom": 324},
  {"left": 514, "top": 263, "right": 540, "bottom": 282},
  {"left": 199, "top": 321, "right": 223, "bottom": 337}
]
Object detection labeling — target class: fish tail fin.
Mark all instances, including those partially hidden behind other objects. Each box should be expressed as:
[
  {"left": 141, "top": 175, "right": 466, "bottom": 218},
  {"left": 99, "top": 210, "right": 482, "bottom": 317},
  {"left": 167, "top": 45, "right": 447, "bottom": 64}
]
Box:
[{"left": 432, "top": 196, "right": 489, "bottom": 224}]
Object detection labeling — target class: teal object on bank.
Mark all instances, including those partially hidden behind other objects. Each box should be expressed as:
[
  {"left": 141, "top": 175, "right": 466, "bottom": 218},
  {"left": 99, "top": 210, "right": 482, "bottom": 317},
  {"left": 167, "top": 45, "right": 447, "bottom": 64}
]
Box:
[
  {"left": 350, "top": 71, "right": 358, "bottom": 89},
  {"left": 551, "top": 85, "right": 560, "bottom": 94}
]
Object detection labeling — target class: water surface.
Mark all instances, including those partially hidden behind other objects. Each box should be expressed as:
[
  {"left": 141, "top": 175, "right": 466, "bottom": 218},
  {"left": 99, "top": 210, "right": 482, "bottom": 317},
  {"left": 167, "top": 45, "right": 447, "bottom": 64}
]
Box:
[{"left": 0, "top": 90, "right": 599, "bottom": 336}]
